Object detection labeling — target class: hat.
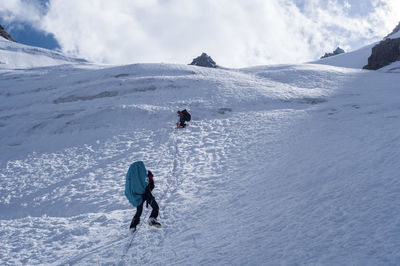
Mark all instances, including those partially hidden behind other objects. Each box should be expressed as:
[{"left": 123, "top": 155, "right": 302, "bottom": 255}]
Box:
[{"left": 148, "top": 170, "right": 153, "bottom": 177}]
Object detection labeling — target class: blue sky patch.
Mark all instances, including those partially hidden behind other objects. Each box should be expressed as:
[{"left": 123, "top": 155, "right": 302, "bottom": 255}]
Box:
[{"left": 1, "top": 20, "right": 60, "bottom": 50}]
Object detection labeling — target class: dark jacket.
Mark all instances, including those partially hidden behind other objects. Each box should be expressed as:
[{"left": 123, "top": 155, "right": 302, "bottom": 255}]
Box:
[
  {"left": 178, "top": 112, "right": 186, "bottom": 127},
  {"left": 148, "top": 175, "right": 155, "bottom": 191}
]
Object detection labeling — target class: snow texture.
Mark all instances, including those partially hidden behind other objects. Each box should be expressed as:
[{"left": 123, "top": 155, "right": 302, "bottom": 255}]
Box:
[{"left": 0, "top": 38, "right": 399, "bottom": 265}]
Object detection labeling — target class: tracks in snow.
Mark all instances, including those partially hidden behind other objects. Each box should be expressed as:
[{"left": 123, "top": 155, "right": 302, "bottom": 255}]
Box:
[{"left": 1, "top": 110, "right": 289, "bottom": 265}]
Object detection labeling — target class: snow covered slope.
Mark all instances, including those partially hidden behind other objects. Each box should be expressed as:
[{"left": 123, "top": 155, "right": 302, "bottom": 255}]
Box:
[
  {"left": 311, "top": 43, "right": 376, "bottom": 69},
  {"left": 312, "top": 28, "right": 400, "bottom": 71},
  {"left": 0, "top": 48, "right": 400, "bottom": 264},
  {"left": 0, "top": 38, "right": 86, "bottom": 69},
  {"left": 387, "top": 29, "right": 400, "bottom": 39}
]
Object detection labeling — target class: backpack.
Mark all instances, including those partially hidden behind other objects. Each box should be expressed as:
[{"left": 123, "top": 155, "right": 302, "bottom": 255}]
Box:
[
  {"left": 182, "top": 109, "right": 191, "bottom": 121},
  {"left": 125, "top": 161, "right": 149, "bottom": 206}
]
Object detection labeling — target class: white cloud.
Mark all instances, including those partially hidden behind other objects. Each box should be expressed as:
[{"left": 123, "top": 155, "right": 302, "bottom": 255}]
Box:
[
  {"left": 343, "top": 0, "right": 351, "bottom": 10},
  {"left": 2, "top": 0, "right": 400, "bottom": 67},
  {"left": 0, "top": 0, "right": 43, "bottom": 24}
]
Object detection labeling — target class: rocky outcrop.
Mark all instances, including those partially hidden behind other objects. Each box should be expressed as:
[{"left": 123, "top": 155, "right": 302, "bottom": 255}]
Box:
[
  {"left": 0, "top": 24, "right": 17, "bottom": 42},
  {"left": 363, "top": 38, "right": 400, "bottom": 70},
  {"left": 189, "top": 53, "right": 217, "bottom": 68},
  {"left": 320, "top": 47, "right": 345, "bottom": 59},
  {"left": 364, "top": 22, "right": 400, "bottom": 70}
]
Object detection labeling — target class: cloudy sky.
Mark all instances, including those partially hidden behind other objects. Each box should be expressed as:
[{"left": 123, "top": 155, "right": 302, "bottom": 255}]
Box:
[{"left": 0, "top": 0, "right": 399, "bottom": 67}]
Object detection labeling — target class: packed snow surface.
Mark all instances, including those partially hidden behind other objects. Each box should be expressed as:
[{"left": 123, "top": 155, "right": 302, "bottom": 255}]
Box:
[{"left": 0, "top": 43, "right": 400, "bottom": 265}]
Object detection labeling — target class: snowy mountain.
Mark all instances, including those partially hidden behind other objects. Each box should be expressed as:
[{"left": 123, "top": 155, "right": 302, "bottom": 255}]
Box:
[
  {"left": 313, "top": 22, "right": 400, "bottom": 71},
  {"left": 0, "top": 25, "right": 17, "bottom": 42},
  {"left": 312, "top": 43, "right": 375, "bottom": 69},
  {"left": 0, "top": 36, "right": 87, "bottom": 69},
  {"left": 1, "top": 38, "right": 400, "bottom": 265}
]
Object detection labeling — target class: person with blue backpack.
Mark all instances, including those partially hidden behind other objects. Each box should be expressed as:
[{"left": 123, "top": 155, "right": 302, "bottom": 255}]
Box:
[{"left": 125, "top": 161, "right": 161, "bottom": 232}]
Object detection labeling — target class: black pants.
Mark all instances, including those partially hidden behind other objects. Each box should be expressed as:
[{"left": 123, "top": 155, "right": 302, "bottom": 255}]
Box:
[
  {"left": 179, "top": 117, "right": 186, "bottom": 127},
  {"left": 130, "top": 190, "right": 159, "bottom": 228}
]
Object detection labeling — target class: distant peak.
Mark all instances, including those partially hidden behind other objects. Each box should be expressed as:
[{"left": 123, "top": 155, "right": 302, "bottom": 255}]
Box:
[
  {"left": 320, "top": 47, "right": 345, "bottom": 59},
  {"left": 189, "top": 53, "right": 217, "bottom": 68},
  {"left": 0, "top": 24, "right": 17, "bottom": 42}
]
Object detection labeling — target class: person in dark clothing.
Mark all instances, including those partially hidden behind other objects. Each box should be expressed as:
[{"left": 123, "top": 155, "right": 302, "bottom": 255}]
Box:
[
  {"left": 177, "top": 110, "right": 186, "bottom": 128},
  {"left": 129, "top": 170, "right": 160, "bottom": 232}
]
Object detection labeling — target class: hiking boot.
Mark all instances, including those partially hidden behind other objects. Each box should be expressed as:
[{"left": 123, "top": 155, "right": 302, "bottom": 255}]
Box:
[{"left": 148, "top": 217, "right": 161, "bottom": 228}]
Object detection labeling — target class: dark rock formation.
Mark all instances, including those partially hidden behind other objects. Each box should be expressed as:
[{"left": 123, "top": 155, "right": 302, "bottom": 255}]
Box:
[
  {"left": 320, "top": 47, "right": 345, "bottom": 59},
  {"left": 0, "top": 24, "right": 17, "bottom": 42},
  {"left": 364, "top": 21, "right": 400, "bottom": 70},
  {"left": 363, "top": 38, "right": 400, "bottom": 70},
  {"left": 189, "top": 53, "right": 217, "bottom": 68}
]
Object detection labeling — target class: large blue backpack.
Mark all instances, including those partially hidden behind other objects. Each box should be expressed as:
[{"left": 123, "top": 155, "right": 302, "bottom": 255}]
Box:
[{"left": 125, "top": 161, "right": 149, "bottom": 206}]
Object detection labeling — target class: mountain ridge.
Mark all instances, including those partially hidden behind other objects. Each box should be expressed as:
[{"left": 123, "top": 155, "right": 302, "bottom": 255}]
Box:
[
  {"left": 0, "top": 24, "right": 16, "bottom": 42},
  {"left": 314, "top": 21, "right": 400, "bottom": 71}
]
